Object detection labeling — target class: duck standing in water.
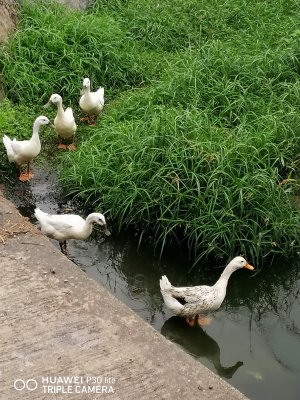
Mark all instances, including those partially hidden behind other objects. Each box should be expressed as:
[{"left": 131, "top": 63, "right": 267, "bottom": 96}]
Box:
[
  {"left": 2, "top": 116, "right": 50, "bottom": 181},
  {"left": 44, "top": 93, "right": 77, "bottom": 150},
  {"left": 79, "top": 77, "right": 104, "bottom": 125},
  {"left": 34, "top": 208, "right": 111, "bottom": 254},
  {"left": 160, "top": 256, "right": 254, "bottom": 326}
]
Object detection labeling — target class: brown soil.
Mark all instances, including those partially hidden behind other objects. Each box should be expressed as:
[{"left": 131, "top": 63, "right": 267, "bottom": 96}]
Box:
[
  {"left": 0, "top": 0, "right": 18, "bottom": 42},
  {"left": 0, "top": 190, "right": 40, "bottom": 243},
  {"left": 0, "top": 0, "right": 18, "bottom": 100}
]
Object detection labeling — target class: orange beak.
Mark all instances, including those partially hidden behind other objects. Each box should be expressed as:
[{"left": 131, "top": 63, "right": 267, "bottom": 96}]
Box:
[{"left": 244, "top": 262, "right": 254, "bottom": 271}]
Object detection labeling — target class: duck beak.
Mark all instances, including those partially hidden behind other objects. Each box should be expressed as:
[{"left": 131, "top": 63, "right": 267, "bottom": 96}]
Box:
[
  {"left": 102, "top": 224, "right": 111, "bottom": 236},
  {"left": 244, "top": 262, "right": 254, "bottom": 271},
  {"left": 44, "top": 100, "right": 51, "bottom": 108}
]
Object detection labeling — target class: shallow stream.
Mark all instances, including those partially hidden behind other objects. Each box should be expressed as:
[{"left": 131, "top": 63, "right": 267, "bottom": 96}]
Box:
[{"left": 4, "top": 164, "right": 300, "bottom": 400}]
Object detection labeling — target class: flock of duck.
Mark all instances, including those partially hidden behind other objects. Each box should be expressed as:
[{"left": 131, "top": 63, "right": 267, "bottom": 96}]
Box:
[
  {"left": 3, "top": 77, "right": 104, "bottom": 182},
  {"left": 2, "top": 78, "right": 254, "bottom": 327}
]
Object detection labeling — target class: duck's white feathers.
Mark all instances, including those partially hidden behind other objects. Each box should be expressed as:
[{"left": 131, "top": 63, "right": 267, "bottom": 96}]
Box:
[
  {"left": 160, "top": 276, "right": 222, "bottom": 318},
  {"left": 34, "top": 208, "right": 109, "bottom": 245},
  {"left": 44, "top": 94, "right": 76, "bottom": 139},
  {"left": 3, "top": 135, "right": 16, "bottom": 162},
  {"left": 53, "top": 100, "right": 76, "bottom": 139},
  {"left": 65, "top": 107, "right": 74, "bottom": 118},
  {"left": 3, "top": 135, "right": 41, "bottom": 164},
  {"left": 34, "top": 208, "right": 93, "bottom": 242},
  {"left": 160, "top": 256, "right": 253, "bottom": 319},
  {"left": 2, "top": 117, "right": 47, "bottom": 165},
  {"left": 79, "top": 82, "right": 105, "bottom": 116}
]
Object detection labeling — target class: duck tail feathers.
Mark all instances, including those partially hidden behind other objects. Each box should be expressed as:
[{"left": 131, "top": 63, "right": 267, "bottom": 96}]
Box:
[
  {"left": 97, "top": 86, "right": 104, "bottom": 96},
  {"left": 2, "top": 134, "right": 14, "bottom": 161},
  {"left": 97, "top": 87, "right": 104, "bottom": 104},
  {"left": 65, "top": 107, "right": 74, "bottom": 117},
  {"left": 160, "top": 275, "right": 172, "bottom": 292},
  {"left": 34, "top": 207, "right": 48, "bottom": 222}
]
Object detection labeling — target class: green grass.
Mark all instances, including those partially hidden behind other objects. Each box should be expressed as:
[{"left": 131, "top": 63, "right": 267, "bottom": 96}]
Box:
[
  {"left": 1, "top": 0, "right": 300, "bottom": 265},
  {"left": 0, "top": 0, "right": 166, "bottom": 104},
  {"left": 61, "top": 100, "right": 300, "bottom": 264}
]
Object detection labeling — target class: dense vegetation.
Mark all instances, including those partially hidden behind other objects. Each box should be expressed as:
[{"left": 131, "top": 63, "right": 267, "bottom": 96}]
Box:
[{"left": 1, "top": 0, "right": 300, "bottom": 264}]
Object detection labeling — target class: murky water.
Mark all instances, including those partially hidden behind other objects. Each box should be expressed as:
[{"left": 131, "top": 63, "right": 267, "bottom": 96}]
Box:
[{"left": 4, "top": 164, "right": 300, "bottom": 400}]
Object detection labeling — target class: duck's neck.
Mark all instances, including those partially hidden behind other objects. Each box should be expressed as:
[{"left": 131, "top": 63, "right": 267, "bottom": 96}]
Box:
[
  {"left": 214, "top": 263, "right": 237, "bottom": 289},
  {"left": 83, "top": 86, "right": 91, "bottom": 96},
  {"left": 31, "top": 121, "right": 42, "bottom": 142},
  {"left": 82, "top": 214, "right": 95, "bottom": 237},
  {"left": 56, "top": 99, "right": 64, "bottom": 117}
]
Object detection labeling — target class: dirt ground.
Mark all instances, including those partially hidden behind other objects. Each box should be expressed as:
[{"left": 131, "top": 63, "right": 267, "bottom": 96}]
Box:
[
  {"left": 0, "top": 0, "right": 17, "bottom": 42},
  {"left": 0, "top": 0, "right": 18, "bottom": 100}
]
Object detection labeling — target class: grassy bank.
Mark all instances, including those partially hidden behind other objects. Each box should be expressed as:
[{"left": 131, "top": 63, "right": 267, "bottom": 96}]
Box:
[{"left": 1, "top": 0, "right": 300, "bottom": 264}]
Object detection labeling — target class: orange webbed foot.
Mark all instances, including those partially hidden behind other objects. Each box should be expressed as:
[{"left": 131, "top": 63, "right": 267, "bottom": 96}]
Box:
[
  {"left": 67, "top": 143, "right": 77, "bottom": 151},
  {"left": 197, "top": 316, "right": 212, "bottom": 326},
  {"left": 57, "top": 144, "right": 68, "bottom": 150},
  {"left": 186, "top": 317, "right": 197, "bottom": 327},
  {"left": 19, "top": 172, "right": 34, "bottom": 181},
  {"left": 185, "top": 315, "right": 212, "bottom": 327}
]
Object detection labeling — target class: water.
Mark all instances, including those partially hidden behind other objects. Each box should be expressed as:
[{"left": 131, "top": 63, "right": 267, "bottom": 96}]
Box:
[{"left": 4, "top": 164, "right": 300, "bottom": 400}]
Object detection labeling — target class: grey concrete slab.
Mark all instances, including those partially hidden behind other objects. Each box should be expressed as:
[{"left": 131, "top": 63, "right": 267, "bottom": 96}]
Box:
[{"left": 0, "top": 191, "right": 250, "bottom": 399}]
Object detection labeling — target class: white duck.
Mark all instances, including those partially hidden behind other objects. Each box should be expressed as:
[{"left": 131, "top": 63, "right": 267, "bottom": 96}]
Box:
[
  {"left": 44, "top": 93, "right": 77, "bottom": 150},
  {"left": 79, "top": 77, "right": 104, "bottom": 125},
  {"left": 2, "top": 116, "right": 50, "bottom": 181},
  {"left": 34, "top": 208, "right": 111, "bottom": 254},
  {"left": 160, "top": 256, "right": 254, "bottom": 326}
]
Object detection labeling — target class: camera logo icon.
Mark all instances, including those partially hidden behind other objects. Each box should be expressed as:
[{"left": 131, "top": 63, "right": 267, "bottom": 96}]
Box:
[{"left": 14, "top": 379, "right": 38, "bottom": 391}]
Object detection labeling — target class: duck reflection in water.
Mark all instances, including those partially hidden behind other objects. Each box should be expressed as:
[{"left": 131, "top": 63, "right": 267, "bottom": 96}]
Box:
[{"left": 161, "top": 316, "right": 243, "bottom": 379}]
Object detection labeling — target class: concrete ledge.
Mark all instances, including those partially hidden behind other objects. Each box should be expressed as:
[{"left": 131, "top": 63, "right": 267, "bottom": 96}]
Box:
[{"left": 0, "top": 191, "right": 249, "bottom": 399}]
